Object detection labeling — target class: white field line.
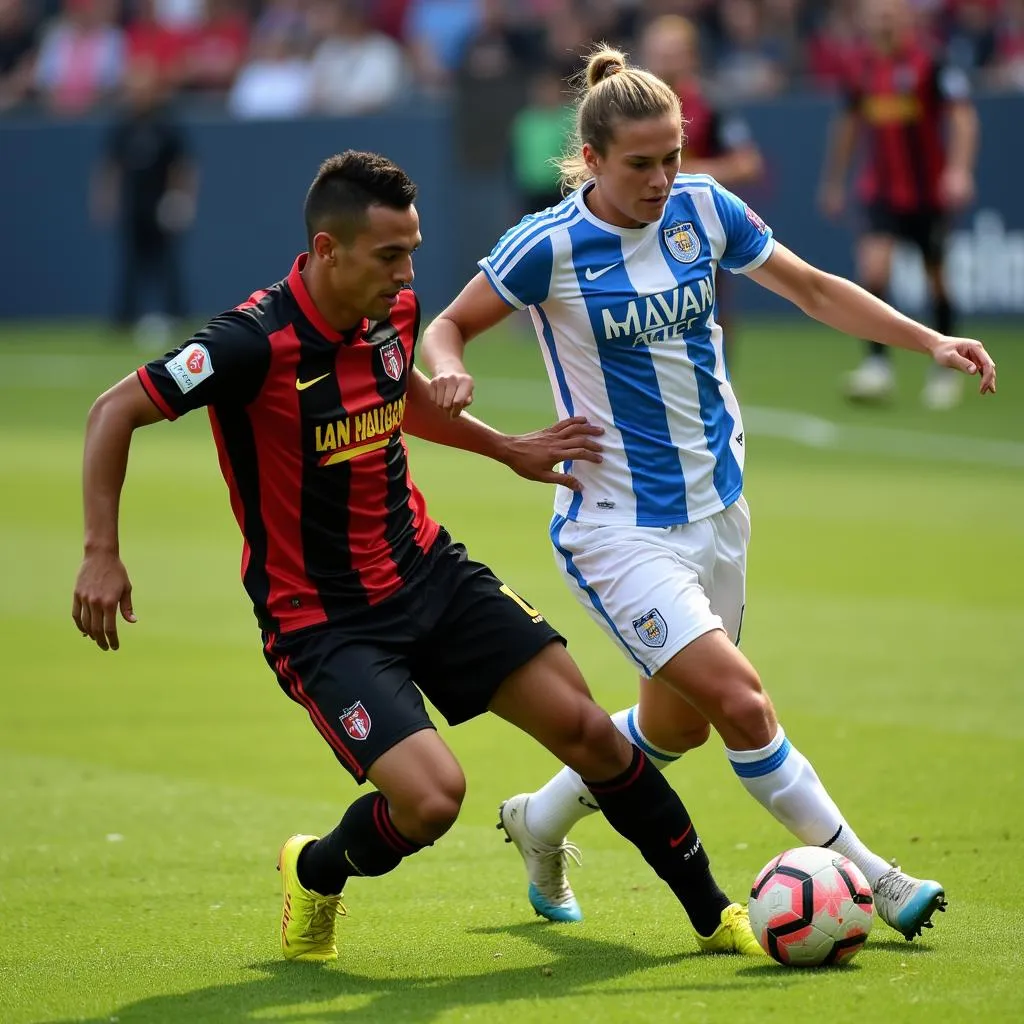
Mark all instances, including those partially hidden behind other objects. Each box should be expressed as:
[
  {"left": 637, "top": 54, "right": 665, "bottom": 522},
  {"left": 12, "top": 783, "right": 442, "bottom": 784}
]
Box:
[{"left": 4, "top": 359, "right": 1022, "bottom": 469}]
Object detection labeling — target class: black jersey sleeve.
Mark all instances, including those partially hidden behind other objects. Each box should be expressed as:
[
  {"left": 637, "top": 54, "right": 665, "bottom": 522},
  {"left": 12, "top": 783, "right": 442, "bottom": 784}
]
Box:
[{"left": 137, "top": 309, "right": 271, "bottom": 420}]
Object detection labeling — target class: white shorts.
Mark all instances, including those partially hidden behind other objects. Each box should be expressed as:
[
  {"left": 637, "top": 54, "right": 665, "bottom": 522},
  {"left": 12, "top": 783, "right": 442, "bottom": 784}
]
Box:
[{"left": 550, "top": 497, "right": 750, "bottom": 677}]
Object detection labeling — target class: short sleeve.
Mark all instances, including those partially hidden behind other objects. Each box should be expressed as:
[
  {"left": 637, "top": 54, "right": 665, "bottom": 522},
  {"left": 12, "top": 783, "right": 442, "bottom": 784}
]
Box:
[
  {"left": 137, "top": 310, "right": 271, "bottom": 420},
  {"left": 478, "top": 218, "right": 555, "bottom": 309},
  {"left": 711, "top": 183, "right": 775, "bottom": 274}
]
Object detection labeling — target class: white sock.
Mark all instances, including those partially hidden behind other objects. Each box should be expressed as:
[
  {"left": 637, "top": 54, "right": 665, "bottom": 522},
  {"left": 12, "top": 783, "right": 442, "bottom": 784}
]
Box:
[
  {"left": 524, "top": 705, "right": 682, "bottom": 845},
  {"left": 726, "top": 726, "right": 892, "bottom": 886}
]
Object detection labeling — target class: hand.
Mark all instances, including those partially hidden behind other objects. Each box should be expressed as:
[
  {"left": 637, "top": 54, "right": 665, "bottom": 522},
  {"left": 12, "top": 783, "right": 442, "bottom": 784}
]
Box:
[
  {"left": 156, "top": 190, "right": 196, "bottom": 233},
  {"left": 938, "top": 167, "right": 974, "bottom": 211},
  {"left": 72, "top": 551, "right": 137, "bottom": 651},
  {"left": 818, "top": 182, "right": 845, "bottom": 220},
  {"left": 429, "top": 363, "right": 475, "bottom": 418},
  {"left": 931, "top": 337, "right": 997, "bottom": 395},
  {"left": 503, "top": 416, "right": 604, "bottom": 491}
]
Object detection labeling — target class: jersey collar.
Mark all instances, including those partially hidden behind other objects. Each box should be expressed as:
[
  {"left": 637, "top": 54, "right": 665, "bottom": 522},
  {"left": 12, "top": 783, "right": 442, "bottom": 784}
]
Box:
[{"left": 287, "top": 254, "right": 365, "bottom": 343}]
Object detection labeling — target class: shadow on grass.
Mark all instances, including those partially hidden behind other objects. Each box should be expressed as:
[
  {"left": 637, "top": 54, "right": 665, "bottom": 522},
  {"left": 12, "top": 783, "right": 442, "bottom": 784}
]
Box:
[{"left": 45, "top": 922, "right": 794, "bottom": 1024}]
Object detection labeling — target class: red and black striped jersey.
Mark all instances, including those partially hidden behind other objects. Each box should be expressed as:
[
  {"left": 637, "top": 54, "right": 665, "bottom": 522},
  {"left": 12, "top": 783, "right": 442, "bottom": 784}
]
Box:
[
  {"left": 844, "top": 40, "right": 970, "bottom": 212},
  {"left": 137, "top": 254, "right": 440, "bottom": 633},
  {"left": 676, "top": 81, "right": 753, "bottom": 162}
]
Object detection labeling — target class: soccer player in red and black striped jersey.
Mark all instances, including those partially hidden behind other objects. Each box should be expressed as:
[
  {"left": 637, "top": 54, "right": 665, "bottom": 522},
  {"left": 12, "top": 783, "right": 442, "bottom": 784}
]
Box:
[
  {"left": 820, "top": 0, "right": 979, "bottom": 408},
  {"left": 72, "top": 151, "right": 764, "bottom": 961}
]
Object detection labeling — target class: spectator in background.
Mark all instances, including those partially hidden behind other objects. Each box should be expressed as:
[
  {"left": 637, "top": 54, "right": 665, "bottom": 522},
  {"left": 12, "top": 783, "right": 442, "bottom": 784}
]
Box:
[
  {"left": 0, "top": 0, "right": 39, "bottom": 111},
  {"left": 405, "top": 0, "right": 480, "bottom": 93},
  {"left": 125, "top": 0, "right": 189, "bottom": 90},
  {"left": 92, "top": 59, "right": 197, "bottom": 339},
  {"left": 309, "top": 0, "right": 404, "bottom": 115},
  {"left": 183, "top": 0, "right": 248, "bottom": 95},
  {"left": 35, "top": 0, "right": 124, "bottom": 114},
  {"left": 228, "top": 24, "right": 312, "bottom": 118},
  {"left": 509, "top": 65, "right": 573, "bottom": 215},
  {"left": 943, "top": 0, "right": 998, "bottom": 78},
  {"left": 252, "top": 0, "right": 309, "bottom": 42},
  {"left": 712, "top": 0, "right": 785, "bottom": 102}
]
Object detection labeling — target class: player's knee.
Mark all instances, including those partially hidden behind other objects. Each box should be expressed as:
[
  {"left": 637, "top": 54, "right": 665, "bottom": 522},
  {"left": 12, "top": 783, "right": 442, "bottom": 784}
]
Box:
[
  {"left": 672, "top": 720, "right": 712, "bottom": 752},
  {"left": 719, "top": 679, "right": 774, "bottom": 746},
  {"left": 410, "top": 782, "right": 465, "bottom": 842},
  {"left": 558, "top": 701, "right": 631, "bottom": 779}
]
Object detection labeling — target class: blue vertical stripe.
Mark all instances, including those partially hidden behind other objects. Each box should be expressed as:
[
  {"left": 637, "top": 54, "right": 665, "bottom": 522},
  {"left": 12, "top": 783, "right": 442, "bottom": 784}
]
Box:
[
  {"left": 536, "top": 306, "right": 582, "bottom": 519},
  {"left": 550, "top": 515, "right": 649, "bottom": 673},
  {"left": 568, "top": 221, "right": 687, "bottom": 524},
  {"left": 655, "top": 232, "right": 740, "bottom": 506}
]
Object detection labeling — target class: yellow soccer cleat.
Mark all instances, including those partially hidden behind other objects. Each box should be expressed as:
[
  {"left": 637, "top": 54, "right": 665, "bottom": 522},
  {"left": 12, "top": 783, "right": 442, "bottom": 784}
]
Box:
[
  {"left": 277, "top": 834, "right": 346, "bottom": 962},
  {"left": 695, "top": 902, "right": 767, "bottom": 956}
]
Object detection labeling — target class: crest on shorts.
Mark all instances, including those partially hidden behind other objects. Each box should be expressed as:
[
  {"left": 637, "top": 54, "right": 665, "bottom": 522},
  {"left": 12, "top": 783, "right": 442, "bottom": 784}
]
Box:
[
  {"left": 340, "top": 701, "right": 371, "bottom": 740},
  {"left": 663, "top": 222, "right": 701, "bottom": 264},
  {"left": 380, "top": 339, "right": 404, "bottom": 381},
  {"left": 633, "top": 608, "right": 668, "bottom": 648}
]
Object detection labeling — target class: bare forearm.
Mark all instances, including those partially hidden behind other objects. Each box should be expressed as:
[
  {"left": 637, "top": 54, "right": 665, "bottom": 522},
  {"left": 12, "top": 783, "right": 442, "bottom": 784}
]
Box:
[
  {"left": 946, "top": 104, "right": 978, "bottom": 174},
  {"left": 420, "top": 315, "right": 469, "bottom": 373},
  {"left": 822, "top": 114, "right": 857, "bottom": 187},
  {"left": 404, "top": 397, "right": 510, "bottom": 462},
  {"left": 800, "top": 273, "right": 940, "bottom": 354},
  {"left": 82, "top": 393, "right": 137, "bottom": 554}
]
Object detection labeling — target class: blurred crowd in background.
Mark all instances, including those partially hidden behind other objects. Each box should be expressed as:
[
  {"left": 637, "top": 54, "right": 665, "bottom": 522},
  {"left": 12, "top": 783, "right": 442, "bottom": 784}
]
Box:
[{"left": 3, "top": 0, "right": 1024, "bottom": 120}]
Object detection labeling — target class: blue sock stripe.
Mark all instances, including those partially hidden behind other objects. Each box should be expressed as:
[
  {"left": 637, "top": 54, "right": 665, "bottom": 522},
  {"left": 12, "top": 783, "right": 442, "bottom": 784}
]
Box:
[
  {"left": 626, "top": 707, "right": 681, "bottom": 763},
  {"left": 729, "top": 738, "right": 792, "bottom": 778}
]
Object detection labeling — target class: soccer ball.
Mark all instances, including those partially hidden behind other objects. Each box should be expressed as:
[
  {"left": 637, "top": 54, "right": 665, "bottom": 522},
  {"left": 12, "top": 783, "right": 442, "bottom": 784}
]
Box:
[{"left": 748, "top": 846, "right": 874, "bottom": 966}]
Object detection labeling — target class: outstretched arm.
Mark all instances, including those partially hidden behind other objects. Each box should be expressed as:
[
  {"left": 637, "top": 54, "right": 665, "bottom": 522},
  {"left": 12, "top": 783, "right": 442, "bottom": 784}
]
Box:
[
  {"left": 404, "top": 367, "right": 601, "bottom": 491},
  {"left": 747, "top": 244, "right": 996, "bottom": 394},
  {"left": 73, "top": 374, "right": 165, "bottom": 650}
]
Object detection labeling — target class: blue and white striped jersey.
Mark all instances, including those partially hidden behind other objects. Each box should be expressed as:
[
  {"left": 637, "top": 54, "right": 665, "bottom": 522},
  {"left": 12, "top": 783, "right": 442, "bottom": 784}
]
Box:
[{"left": 479, "top": 173, "right": 775, "bottom": 527}]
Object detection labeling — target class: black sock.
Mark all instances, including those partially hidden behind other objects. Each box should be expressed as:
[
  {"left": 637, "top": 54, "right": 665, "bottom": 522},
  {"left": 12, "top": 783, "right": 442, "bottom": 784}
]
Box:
[
  {"left": 933, "top": 293, "right": 954, "bottom": 337},
  {"left": 297, "top": 792, "right": 425, "bottom": 895},
  {"left": 583, "top": 747, "right": 730, "bottom": 937},
  {"left": 865, "top": 288, "right": 888, "bottom": 359}
]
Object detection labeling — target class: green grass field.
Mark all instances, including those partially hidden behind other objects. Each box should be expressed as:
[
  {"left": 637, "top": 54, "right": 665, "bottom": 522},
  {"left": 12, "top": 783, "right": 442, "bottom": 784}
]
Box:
[{"left": 1, "top": 319, "right": 1022, "bottom": 1023}]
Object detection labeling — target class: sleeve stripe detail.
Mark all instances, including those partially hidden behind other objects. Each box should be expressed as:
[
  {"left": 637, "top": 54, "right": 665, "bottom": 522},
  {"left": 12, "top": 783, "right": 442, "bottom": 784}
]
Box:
[
  {"left": 489, "top": 201, "right": 579, "bottom": 274},
  {"left": 731, "top": 236, "right": 776, "bottom": 275},
  {"left": 477, "top": 261, "right": 524, "bottom": 309},
  {"left": 136, "top": 366, "right": 178, "bottom": 420}
]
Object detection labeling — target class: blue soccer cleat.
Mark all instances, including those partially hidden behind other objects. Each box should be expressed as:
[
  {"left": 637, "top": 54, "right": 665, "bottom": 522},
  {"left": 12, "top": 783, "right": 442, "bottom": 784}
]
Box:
[{"left": 872, "top": 868, "right": 947, "bottom": 940}]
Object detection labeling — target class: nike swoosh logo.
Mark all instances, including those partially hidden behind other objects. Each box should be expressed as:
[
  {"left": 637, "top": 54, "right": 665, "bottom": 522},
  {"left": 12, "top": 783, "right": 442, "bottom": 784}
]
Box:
[
  {"left": 669, "top": 823, "right": 694, "bottom": 849},
  {"left": 584, "top": 263, "right": 619, "bottom": 281},
  {"left": 295, "top": 373, "right": 330, "bottom": 391}
]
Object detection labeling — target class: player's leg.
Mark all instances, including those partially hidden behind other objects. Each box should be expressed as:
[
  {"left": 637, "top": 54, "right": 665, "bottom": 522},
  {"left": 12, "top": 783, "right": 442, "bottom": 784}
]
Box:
[
  {"left": 414, "top": 544, "right": 758, "bottom": 952},
  {"left": 265, "top": 629, "right": 452, "bottom": 961},
  {"left": 918, "top": 212, "right": 962, "bottom": 409},
  {"left": 845, "top": 211, "right": 896, "bottom": 402},
  {"left": 654, "top": 628, "right": 946, "bottom": 940}
]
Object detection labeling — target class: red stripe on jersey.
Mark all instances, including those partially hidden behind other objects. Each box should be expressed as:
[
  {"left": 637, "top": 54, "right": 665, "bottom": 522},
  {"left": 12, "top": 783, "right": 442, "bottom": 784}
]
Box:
[
  {"left": 345, "top": 439, "right": 399, "bottom": 603},
  {"left": 252, "top": 323, "right": 327, "bottom": 630},
  {"left": 136, "top": 366, "right": 178, "bottom": 420},
  {"left": 208, "top": 406, "right": 252, "bottom": 584},
  {"left": 237, "top": 288, "right": 270, "bottom": 312},
  {"left": 402, "top": 438, "right": 441, "bottom": 555},
  {"left": 264, "top": 636, "right": 363, "bottom": 778}
]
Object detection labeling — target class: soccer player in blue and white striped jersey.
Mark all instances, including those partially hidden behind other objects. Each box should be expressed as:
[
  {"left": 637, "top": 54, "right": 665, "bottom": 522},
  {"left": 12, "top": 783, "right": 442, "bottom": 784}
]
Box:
[{"left": 422, "top": 46, "right": 996, "bottom": 942}]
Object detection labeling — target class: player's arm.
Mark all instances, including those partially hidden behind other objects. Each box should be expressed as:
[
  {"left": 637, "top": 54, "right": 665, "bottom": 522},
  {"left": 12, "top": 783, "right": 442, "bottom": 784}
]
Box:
[
  {"left": 818, "top": 107, "right": 858, "bottom": 218},
  {"left": 420, "top": 272, "right": 515, "bottom": 416},
  {"left": 404, "top": 366, "right": 601, "bottom": 491},
  {"left": 73, "top": 374, "right": 166, "bottom": 652},
  {"left": 746, "top": 243, "right": 996, "bottom": 393}
]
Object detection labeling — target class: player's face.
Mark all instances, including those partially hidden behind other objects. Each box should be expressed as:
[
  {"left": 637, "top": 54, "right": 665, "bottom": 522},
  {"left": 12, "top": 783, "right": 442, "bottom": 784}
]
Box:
[
  {"left": 585, "top": 113, "right": 682, "bottom": 228},
  {"left": 861, "top": 0, "right": 909, "bottom": 42},
  {"left": 335, "top": 204, "right": 421, "bottom": 321},
  {"left": 641, "top": 27, "right": 697, "bottom": 82}
]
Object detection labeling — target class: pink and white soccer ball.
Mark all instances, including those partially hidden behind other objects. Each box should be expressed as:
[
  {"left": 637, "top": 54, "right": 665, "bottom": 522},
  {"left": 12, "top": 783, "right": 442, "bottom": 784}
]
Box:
[{"left": 748, "top": 846, "right": 874, "bottom": 966}]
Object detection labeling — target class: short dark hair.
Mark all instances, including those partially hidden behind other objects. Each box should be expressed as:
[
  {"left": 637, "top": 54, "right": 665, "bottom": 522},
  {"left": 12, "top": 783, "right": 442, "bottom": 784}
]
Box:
[{"left": 304, "top": 151, "right": 417, "bottom": 246}]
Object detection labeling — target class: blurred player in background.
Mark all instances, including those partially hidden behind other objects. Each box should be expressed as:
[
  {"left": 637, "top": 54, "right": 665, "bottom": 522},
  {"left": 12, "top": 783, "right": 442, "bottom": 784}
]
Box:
[
  {"left": 819, "top": 0, "right": 979, "bottom": 409},
  {"left": 641, "top": 13, "right": 764, "bottom": 359}
]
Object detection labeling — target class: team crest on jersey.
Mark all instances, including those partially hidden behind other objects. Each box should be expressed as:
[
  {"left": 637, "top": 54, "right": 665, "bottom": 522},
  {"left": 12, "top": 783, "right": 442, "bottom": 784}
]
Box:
[
  {"left": 380, "top": 339, "right": 404, "bottom": 381},
  {"left": 663, "top": 221, "right": 701, "bottom": 264},
  {"left": 633, "top": 608, "right": 668, "bottom": 648},
  {"left": 340, "top": 701, "right": 371, "bottom": 740}
]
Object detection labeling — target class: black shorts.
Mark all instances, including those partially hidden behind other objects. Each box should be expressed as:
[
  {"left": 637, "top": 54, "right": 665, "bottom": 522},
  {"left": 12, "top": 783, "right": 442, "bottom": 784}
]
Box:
[
  {"left": 863, "top": 203, "right": 948, "bottom": 265},
  {"left": 262, "top": 532, "right": 564, "bottom": 782}
]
